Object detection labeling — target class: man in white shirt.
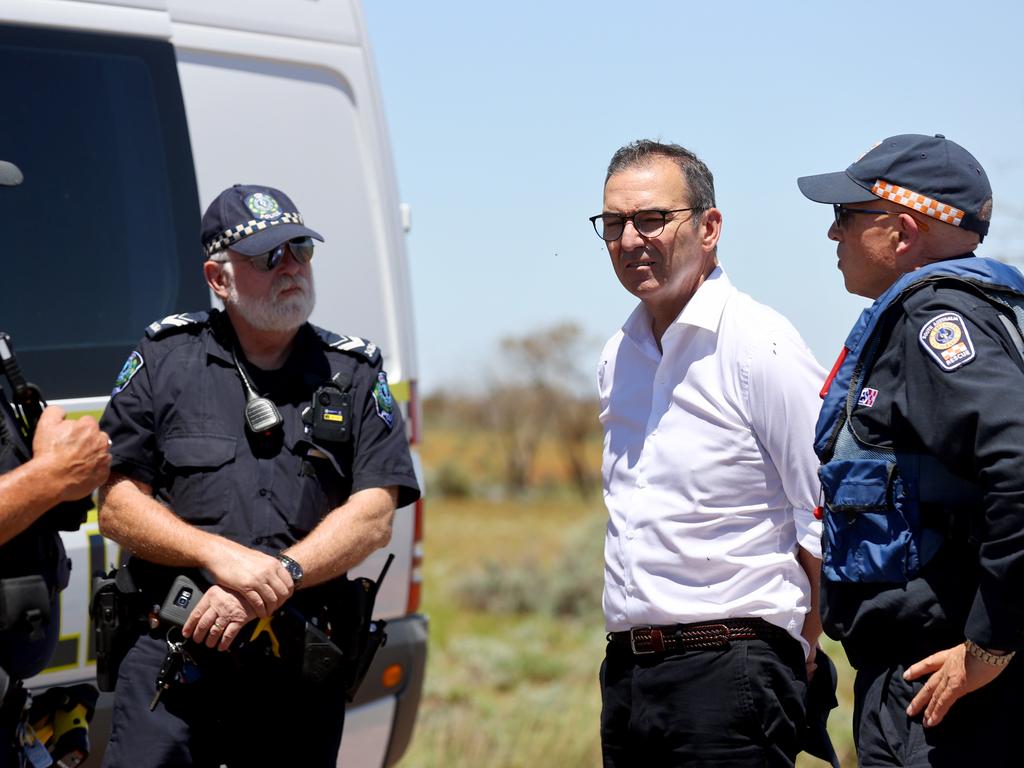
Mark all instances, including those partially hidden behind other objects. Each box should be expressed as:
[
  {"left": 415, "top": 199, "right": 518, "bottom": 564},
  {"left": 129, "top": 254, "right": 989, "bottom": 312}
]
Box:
[{"left": 592, "top": 140, "right": 827, "bottom": 767}]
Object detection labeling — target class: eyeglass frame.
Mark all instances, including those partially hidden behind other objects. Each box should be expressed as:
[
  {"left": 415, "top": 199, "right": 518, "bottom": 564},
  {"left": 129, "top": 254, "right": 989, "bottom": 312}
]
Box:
[
  {"left": 210, "top": 237, "right": 315, "bottom": 271},
  {"left": 832, "top": 204, "right": 930, "bottom": 232},
  {"left": 588, "top": 207, "right": 705, "bottom": 242}
]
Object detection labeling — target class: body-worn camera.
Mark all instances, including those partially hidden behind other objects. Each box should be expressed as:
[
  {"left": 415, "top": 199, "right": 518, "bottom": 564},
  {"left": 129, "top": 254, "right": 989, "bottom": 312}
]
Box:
[{"left": 309, "top": 373, "right": 354, "bottom": 444}]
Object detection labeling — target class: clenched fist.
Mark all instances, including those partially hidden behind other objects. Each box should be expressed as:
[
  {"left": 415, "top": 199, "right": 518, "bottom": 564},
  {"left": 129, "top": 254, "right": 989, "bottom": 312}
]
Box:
[{"left": 32, "top": 405, "right": 111, "bottom": 500}]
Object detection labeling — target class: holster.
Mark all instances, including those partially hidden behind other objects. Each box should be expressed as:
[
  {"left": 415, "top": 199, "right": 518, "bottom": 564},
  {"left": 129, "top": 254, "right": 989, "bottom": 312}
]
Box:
[
  {"left": 0, "top": 575, "right": 50, "bottom": 641},
  {"left": 90, "top": 567, "right": 146, "bottom": 691},
  {"left": 329, "top": 554, "right": 393, "bottom": 701},
  {"left": 260, "top": 555, "right": 393, "bottom": 700}
]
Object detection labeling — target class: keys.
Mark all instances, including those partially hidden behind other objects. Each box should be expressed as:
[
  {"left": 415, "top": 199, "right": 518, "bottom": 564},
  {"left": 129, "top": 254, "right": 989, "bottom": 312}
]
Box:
[{"left": 149, "top": 639, "right": 185, "bottom": 711}]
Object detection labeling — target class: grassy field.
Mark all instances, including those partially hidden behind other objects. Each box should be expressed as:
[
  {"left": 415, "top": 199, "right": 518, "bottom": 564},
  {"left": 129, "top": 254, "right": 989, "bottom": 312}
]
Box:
[{"left": 400, "top": 490, "right": 859, "bottom": 767}]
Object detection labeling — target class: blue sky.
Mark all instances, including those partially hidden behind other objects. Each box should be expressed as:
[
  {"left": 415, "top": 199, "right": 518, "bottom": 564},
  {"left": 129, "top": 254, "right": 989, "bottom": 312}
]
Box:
[{"left": 364, "top": 1, "right": 1024, "bottom": 394}]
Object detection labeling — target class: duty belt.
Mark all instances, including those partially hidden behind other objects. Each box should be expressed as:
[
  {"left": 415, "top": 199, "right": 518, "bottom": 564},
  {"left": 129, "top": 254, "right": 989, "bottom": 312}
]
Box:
[{"left": 608, "top": 618, "right": 786, "bottom": 655}]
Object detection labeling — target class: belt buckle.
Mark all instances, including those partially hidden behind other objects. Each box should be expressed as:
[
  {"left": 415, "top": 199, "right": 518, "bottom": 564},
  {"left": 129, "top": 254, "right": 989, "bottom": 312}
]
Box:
[{"left": 629, "top": 626, "right": 663, "bottom": 655}]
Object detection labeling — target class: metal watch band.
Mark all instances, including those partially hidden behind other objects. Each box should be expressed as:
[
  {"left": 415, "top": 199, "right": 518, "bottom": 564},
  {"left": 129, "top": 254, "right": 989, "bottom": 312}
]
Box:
[
  {"left": 964, "top": 639, "right": 1016, "bottom": 667},
  {"left": 276, "top": 553, "right": 304, "bottom": 587}
]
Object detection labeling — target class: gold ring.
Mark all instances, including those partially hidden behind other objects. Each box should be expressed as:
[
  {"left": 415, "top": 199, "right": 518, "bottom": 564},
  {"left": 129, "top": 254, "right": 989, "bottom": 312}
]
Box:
[{"left": 212, "top": 622, "right": 224, "bottom": 633}]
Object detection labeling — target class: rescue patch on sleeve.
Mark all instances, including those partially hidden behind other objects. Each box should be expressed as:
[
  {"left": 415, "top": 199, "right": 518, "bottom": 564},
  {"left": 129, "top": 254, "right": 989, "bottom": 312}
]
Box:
[
  {"left": 112, "top": 351, "right": 144, "bottom": 396},
  {"left": 918, "top": 312, "right": 975, "bottom": 371},
  {"left": 372, "top": 371, "right": 394, "bottom": 429}
]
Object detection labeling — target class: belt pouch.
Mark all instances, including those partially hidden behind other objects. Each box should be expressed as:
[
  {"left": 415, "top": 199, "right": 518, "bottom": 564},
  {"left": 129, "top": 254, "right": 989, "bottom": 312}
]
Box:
[{"left": 0, "top": 575, "right": 50, "bottom": 637}]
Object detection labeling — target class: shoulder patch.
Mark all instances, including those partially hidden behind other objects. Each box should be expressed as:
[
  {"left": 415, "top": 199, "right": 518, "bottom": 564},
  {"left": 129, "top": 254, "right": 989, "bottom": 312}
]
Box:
[
  {"left": 372, "top": 371, "right": 395, "bottom": 430},
  {"left": 918, "top": 312, "right": 976, "bottom": 371},
  {"left": 145, "top": 311, "right": 209, "bottom": 339},
  {"left": 312, "top": 326, "right": 381, "bottom": 364},
  {"left": 111, "top": 350, "right": 144, "bottom": 396}
]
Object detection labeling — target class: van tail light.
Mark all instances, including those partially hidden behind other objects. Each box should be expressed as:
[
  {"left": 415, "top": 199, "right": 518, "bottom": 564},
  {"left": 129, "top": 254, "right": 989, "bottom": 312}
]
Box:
[
  {"left": 407, "top": 497, "right": 424, "bottom": 613},
  {"left": 406, "top": 378, "right": 423, "bottom": 613},
  {"left": 407, "top": 379, "right": 421, "bottom": 445}
]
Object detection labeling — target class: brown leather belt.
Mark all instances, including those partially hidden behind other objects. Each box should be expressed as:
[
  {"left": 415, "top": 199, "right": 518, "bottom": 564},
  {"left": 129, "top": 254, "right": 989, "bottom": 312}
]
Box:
[{"left": 608, "top": 618, "right": 784, "bottom": 655}]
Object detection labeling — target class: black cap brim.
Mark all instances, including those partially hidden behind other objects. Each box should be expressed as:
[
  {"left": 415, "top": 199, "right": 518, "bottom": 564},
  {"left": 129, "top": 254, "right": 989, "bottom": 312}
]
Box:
[
  {"left": 797, "top": 171, "right": 877, "bottom": 204},
  {"left": 230, "top": 223, "right": 325, "bottom": 256}
]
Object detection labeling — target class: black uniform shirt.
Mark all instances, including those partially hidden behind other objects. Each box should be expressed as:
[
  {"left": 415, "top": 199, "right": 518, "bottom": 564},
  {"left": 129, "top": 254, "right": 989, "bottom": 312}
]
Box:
[
  {"left": 822, "top": 276, "right": 1024, "bottom": 662},
  {"left": 100, "top": 311, "right": 420, "bottom": 558}
]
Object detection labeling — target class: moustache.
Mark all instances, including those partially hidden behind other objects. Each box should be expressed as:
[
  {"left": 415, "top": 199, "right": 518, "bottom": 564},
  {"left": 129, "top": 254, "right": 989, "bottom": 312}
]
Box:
[{"left": 272, "top": 274, "right": 310, "bottom": 299}]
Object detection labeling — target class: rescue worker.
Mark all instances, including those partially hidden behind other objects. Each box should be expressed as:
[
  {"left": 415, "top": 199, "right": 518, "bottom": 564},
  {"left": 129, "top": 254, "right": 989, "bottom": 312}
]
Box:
[
  {"left": 97, "top": 183, "right": 420, "bottom": 767},
  {"left": 799, "top": 134, "right": 1024, "bottom": 766},
  {"left": 0, "top": 159, "right": 111, "bottom": 763}
]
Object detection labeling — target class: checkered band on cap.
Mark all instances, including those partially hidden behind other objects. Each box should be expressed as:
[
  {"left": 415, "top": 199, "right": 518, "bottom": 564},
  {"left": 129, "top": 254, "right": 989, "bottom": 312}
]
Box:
[
  {"left": 203, "top": 212, "right": 305, "bottom": 256},
  {"left": 872, "top": 181, "right": 965, "bottom": 228}
]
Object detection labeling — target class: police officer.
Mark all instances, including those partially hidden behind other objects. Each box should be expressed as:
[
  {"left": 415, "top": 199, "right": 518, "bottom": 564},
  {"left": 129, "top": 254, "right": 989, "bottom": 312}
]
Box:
[
  {"left": 0, "top": 159, "right": 112, "bottom": 763},
  {"left": 798, "top": 134, "right": 1024, "bottom": 766},
  {"left": 97, "top": 184, "right": 420, "bottom": 768}
]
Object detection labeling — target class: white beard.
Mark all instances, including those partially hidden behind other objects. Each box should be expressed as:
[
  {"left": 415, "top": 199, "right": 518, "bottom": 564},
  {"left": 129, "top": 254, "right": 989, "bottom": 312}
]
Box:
[{"left": 222, "top": 263, "right": 316, "bottom": 332}]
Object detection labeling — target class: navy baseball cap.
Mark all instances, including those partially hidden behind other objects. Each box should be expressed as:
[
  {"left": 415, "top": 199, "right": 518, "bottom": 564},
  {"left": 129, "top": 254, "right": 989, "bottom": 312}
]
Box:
[
  {"left": 798, "top": 134, "right": 991, "bottom": 239},
  {"left": 201, "top": 184, "right": 324, "bottom": 258}
]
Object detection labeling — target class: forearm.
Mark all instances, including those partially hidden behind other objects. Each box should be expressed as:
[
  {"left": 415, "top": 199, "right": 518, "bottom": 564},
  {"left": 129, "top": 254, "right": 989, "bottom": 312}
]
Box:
[
  {"left": 284, "top": 486, "right": 397, "bottom": 588},
  {"left": 797, "top": 546, "right": 823, "bottom": 649},
  {"left": 98, "top": 472, "right": 235, "bottom": 570},
  {"left": 0, "top": 456, "right": 68, "bottom": 545}
]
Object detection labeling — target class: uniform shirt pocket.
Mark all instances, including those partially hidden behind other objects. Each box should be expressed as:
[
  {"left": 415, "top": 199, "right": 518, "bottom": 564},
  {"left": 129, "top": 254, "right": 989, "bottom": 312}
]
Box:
[{"left": 159, "top": 433, "right": 238, "bottom": 528}]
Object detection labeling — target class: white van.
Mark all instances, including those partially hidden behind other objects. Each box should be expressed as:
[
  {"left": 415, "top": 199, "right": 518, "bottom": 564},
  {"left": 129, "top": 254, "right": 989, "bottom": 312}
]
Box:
[{"left": 0, "top": 1, "right": 427, "bottom": 765}]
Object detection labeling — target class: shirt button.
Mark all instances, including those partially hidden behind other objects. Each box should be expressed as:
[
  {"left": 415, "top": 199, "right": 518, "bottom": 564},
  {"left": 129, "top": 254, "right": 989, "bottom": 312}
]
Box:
[
  {"left": 626, "top": 530, "right": 636, "bottom": 540},
  {"left": 636, "top": 476, "right": 647, "bottom": 489},
  {"left": 259, "top": 488, "right": 268, "bottom": 497}
]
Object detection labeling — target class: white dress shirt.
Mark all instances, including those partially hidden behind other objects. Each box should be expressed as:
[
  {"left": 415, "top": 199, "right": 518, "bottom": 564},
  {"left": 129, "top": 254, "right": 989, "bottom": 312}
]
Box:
[{"left": 599, "top": 267, "right": 825, "bottom": 655}]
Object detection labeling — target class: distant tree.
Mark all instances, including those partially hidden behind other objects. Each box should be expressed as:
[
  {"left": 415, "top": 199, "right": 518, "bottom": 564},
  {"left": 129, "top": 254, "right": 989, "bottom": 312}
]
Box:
[
  {"left": 484, "top": 381, "right": 545, "bottom": 496},
  {"left": 491, "top": 322, "right": 601, "bottom": 498}
]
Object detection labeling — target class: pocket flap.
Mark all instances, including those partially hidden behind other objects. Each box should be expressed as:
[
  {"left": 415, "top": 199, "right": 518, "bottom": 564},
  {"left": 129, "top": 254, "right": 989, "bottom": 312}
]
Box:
[
  {"left": 819, "top": 459, "right": 892, "bottom": 511},
  {"left": 162, "top": 434, "right": 236, "bottom": 469}
]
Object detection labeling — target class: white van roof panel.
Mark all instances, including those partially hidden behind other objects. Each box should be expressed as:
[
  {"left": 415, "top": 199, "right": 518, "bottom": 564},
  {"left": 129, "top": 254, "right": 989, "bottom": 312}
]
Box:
[{"left": 169, "top": 0, "right": 360, "bottom": 45}]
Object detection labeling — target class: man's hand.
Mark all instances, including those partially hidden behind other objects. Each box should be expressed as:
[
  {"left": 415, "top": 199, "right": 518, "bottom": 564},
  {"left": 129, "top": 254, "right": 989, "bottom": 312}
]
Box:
[
  {"left": 182, "top": 585, "right": 256, "bottom": 651},
  {"left": 32, "top": 405, "right": 111, "bottom": 500},
  {"left": 904, "top": 644, "right": 1007, "bottom": 726},
  {"left": 804, "top": 643, "right": 819, "bottom": 682},
  {"left": 204, "top": 543, "right": 294, "bottom": 618}
]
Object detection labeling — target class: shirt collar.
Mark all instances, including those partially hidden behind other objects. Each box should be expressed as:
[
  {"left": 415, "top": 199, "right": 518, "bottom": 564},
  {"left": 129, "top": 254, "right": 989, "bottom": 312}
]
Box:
[
  {"left": 203, "top": 309, "right": 236, "bottom": 366},
  {"left": 674, "top": 265, "right": 729, "bottom": 333},
  {"left": 621, "top": 266, "right": 731, "bottom": 349},
  {"left": 203, "top": 310, "right": 317, "bottom": 370}
]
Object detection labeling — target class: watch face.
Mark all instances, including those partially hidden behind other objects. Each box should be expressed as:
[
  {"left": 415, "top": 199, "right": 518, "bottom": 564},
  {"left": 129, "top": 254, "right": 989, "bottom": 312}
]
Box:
[{"left": 279, "top": 556, "right": 302, "bottom": 583}]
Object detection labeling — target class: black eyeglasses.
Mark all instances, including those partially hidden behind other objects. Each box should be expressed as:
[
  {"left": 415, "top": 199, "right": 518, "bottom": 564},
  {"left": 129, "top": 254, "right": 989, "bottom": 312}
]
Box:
[
  {"left": 832, "top": 204, "right": 901, "bottom": 230},
  {"left": 589, "top": 208, "right": 703, "bottom": 242},
  {"left": 247, "top": 237, "right": 315, "bottom": 271}
]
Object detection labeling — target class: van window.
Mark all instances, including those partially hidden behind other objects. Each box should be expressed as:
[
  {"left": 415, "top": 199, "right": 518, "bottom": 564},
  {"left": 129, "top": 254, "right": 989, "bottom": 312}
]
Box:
[{"left": 0, "top": 25, "right": 207, "bottom": 400}]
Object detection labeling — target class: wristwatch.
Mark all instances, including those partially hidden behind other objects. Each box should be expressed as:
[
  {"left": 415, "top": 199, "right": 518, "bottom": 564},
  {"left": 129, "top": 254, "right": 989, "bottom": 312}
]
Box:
[
  {"left": 276, "top": 553, "right": 304, "bottom": 588},
  {"left": 964, "top": 639, "right": 1016, "bottom": 667}
]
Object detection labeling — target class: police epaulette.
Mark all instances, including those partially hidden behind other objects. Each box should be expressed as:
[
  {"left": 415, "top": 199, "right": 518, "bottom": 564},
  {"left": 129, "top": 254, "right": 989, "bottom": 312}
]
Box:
[
  {"left": 313, "top": 326, "right": 381, "bottom": 364},
  {"left": 144, "top": 311, "right": 209, "bottom": 339}
]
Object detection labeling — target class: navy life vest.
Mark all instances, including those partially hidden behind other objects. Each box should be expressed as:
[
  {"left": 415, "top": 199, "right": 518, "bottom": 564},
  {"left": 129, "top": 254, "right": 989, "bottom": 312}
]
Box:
[{"left": 815, "top": 256, "right": 1024, "bottom": 584}]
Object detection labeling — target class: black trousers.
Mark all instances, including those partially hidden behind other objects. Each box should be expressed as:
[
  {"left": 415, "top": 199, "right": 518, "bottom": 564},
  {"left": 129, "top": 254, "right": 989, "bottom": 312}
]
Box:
[
  {"left": 600, "top": 635, "right": 807, "bottom": 767},
  {"left": 853, "top": 658, "right": 1024, "bottom": 767},
  {"left": 103, "top": 633, "right": 347, "bottom": 768}
]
